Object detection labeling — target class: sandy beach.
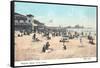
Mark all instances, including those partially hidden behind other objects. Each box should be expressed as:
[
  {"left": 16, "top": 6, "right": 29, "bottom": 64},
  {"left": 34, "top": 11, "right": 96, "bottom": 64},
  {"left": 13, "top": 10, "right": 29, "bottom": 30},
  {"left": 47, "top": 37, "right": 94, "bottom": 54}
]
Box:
[{"left": 15, "top": 33, "right": 96, "bottom": 61}]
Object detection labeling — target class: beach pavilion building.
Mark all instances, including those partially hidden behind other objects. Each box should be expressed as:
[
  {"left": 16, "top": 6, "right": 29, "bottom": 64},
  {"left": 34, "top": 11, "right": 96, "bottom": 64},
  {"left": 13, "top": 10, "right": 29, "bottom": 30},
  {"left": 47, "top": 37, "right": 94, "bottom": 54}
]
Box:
[{"left": 14, "top": 13, "right": 35, "bottom": 33}]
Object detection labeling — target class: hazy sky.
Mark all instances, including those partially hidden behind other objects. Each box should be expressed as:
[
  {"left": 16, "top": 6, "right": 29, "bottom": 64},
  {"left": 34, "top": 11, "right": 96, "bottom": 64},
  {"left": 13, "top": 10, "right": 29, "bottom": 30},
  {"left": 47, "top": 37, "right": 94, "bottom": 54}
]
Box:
[{"left": 15, "top": 2, "right": 96, "bottom": 28}]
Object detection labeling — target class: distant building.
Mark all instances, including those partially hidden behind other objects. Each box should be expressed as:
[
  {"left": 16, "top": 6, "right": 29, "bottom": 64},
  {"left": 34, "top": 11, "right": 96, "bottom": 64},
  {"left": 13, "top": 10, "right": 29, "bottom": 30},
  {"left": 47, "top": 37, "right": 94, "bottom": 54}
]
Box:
[
  {"left": 34, "top": 19, "right": 45, "bottom": 33},
  {"left": 14, "top": 13, "right": 33, "bottom": 33},
  {"left": 14, "top": 13, "right": 45, "bottom": 33}
]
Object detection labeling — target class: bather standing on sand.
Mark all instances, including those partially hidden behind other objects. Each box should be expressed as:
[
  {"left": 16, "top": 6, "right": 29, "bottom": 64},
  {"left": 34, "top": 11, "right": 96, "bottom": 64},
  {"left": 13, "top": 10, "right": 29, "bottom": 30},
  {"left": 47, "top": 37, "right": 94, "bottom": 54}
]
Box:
[
  {"left": 63, "top": 41, "right": 66, "bottom": 50},
  {"left": 80, "top": 35, "right": 83, "bottom": 46},
  {"left": 33, "top": 33, "right": 36, "bottom": 40},
  {"left": 45, "top": 42, "right": 50, "bottom": 50},
  {"left": 42, "top": 45, "right": 46, "bottom": 52}
]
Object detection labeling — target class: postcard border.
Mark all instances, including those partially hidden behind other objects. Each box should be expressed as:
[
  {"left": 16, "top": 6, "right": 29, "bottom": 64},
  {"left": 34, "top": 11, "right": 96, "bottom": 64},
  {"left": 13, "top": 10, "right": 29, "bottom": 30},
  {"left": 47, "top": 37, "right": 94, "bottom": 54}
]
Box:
[{"left": 10, "top": 1, "right": 98, "bottom": 67}]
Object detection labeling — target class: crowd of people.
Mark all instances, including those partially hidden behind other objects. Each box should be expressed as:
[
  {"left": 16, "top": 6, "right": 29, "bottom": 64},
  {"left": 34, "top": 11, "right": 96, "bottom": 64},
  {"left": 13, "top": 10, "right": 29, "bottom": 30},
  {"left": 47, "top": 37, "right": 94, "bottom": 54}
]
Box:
[
  {"left": 37, "top": 31, "right": 95, "bottom": 53},
  {"left": 15, "top": 30, "right": 96, "bottom": 53}
]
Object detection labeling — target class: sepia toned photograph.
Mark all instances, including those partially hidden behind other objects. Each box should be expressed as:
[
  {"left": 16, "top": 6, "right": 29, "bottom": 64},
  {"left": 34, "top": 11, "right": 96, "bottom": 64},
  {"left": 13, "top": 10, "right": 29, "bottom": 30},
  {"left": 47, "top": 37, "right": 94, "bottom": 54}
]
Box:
[{"left": 11, "top": 1, "right": 98, "bottom": 67}]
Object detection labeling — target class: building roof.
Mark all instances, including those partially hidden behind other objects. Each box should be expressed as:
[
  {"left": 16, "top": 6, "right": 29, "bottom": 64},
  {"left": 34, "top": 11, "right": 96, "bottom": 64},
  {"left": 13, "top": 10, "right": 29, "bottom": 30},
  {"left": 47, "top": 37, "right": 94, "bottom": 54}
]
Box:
[
  {"left": 27, "top": 14, "right": 34, "bottom": 17},
  {"left": 15, "top": 13, "right": 27, "bottom": 20},
  {"left": 34, "top": 19, "right": 44, "bottom": 25}
]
